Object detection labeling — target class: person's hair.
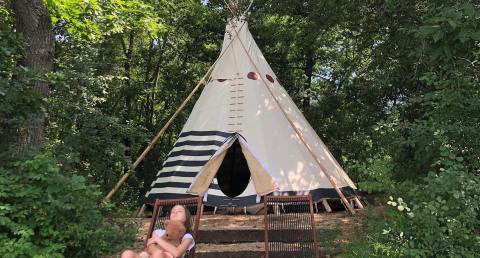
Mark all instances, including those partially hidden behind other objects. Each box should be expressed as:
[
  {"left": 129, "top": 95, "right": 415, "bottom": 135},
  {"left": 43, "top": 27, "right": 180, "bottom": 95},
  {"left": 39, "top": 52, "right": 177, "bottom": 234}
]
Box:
[{"left": 172, "top": 204, "right": 192, "bottom": 233}]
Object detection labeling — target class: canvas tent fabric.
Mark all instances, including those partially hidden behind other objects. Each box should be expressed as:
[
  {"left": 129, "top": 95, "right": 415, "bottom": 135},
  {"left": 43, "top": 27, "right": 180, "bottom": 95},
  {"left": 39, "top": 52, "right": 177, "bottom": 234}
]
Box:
[{"left": 144, "top": 18, "right": 358, "bottom": 207}]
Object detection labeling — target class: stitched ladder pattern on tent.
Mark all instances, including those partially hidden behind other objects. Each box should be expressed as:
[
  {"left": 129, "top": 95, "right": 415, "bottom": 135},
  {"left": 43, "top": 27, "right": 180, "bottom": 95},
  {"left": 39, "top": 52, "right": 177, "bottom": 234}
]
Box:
[{"left": 264, "top": 195, "right": 319, "bottom": 258}]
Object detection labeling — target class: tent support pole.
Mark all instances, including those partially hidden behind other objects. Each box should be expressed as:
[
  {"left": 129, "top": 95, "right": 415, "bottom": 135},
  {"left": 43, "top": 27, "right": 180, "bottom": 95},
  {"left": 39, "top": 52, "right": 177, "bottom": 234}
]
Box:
[
  {"left": 228, "top": 23, "right": 357, "bottom": 214},
  {"left": 134, "top": 204, "right": 147, "bottom": 217},
  {"left": 103, "top": 21, "right": 248, "bottom": 202},
  {"left": 322, "top": 199, "right": 332, "bottom": 213},
  {"left": 353, "top": 196, "right": 364, "bottom": 209}
]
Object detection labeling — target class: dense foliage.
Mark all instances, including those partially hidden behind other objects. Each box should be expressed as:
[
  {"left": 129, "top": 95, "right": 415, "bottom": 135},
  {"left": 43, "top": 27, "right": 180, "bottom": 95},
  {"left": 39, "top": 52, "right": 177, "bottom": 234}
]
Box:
[
  {"left": 343, "top": 2, "right": 480, "bottom": 257},
  {"left": 0, "top": 155, "right": 135, "bottom": 258},
  {"left": 1, "top": 0, "right": 479, "bottom": 257}
]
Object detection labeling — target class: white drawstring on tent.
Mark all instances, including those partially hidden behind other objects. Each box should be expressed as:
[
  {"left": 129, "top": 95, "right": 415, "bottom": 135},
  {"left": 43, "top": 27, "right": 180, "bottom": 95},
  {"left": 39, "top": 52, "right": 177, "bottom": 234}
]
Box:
[{"left": 203, "top": 191, "right": 208, "bottom": 202}]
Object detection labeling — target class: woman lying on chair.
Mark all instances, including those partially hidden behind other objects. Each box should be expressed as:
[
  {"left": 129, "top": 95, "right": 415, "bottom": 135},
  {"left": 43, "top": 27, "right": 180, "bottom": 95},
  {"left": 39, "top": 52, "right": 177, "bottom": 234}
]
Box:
[{"left": 121, "top": 205, "right": 195, "bottom": 258}]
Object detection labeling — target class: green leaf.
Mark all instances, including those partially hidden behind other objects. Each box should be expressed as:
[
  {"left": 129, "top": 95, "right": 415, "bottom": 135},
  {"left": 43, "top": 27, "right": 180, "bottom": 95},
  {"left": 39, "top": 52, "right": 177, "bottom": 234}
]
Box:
[
  {"left": 471, "top": 32, "right": 480, "bottom": 41},
  {"left": 447, "top": 20, "right": 456, "bottom": 28},
  {"left": 432, "top": 30, "right": 443, "bottom": 42}
]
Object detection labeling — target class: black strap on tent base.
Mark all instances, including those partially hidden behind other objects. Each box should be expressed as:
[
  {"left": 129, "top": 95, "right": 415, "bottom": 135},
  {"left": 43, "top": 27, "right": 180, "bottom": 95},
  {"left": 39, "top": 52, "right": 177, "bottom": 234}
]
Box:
[{"left": 263, "top": 195, "right": 320, "bottom": 258}]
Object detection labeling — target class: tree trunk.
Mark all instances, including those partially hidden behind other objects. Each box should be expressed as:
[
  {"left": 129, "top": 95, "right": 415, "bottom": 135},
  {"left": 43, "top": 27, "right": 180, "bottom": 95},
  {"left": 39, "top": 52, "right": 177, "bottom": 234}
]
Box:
[
  {"left": 119, "top": 30, "right": 135, "bottom": 190},
  {"left": 303, "top": 54, "right": 314, "bottom": 107},
  {"left": 142, "top": 39, "right": 155, "bottom": 131},
  {"left": 121, "top": 30, "right": 135, "bottom": 122},
  {"left": 12, "top": 0, "right": 54, "bottom": 153}
]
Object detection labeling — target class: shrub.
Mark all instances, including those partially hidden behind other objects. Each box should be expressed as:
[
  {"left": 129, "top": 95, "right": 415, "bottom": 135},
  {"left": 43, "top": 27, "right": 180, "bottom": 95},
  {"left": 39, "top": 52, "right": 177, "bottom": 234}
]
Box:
[
  {"left": 347, "top": 151, "right": 480, "bottom": 257},
  {"left": 0, "top": 154, "right": 135, "bottom": 258},
  {"left": 348, "top": 155, "right": 396, "bottom": 194}
]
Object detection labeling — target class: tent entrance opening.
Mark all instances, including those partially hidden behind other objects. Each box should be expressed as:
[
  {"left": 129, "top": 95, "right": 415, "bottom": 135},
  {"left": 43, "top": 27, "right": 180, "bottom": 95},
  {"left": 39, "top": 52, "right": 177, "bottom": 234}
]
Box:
[{"left": 216, "top": 139, "right": 251, "bottom": 198}]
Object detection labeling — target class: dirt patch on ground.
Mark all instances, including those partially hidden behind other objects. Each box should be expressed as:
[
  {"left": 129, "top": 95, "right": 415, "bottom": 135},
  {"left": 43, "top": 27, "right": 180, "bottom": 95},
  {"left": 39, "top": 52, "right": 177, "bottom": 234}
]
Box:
[
  {"left": 105, "top": 210, "right": 366, "bottom": 257},
  {"left": 199, "top": 211, "right": 365, "bottom": 230}
]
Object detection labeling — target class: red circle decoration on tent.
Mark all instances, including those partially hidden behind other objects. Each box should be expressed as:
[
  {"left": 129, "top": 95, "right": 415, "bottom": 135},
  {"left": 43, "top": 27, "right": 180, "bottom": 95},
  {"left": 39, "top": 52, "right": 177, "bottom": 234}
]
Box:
[
  {"left": 247, "top": 72, "right": 259, "bottom": 80},
  {"left": 217, "top": 79, "right": 227, "bottom": 82},
  {"left": 266, "top": 74, "right": 275, "bottom": 83}
]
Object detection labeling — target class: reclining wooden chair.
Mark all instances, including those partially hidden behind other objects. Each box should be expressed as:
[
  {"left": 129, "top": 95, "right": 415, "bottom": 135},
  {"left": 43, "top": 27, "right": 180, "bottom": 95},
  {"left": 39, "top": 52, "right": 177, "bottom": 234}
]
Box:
[
  {"left": 263, "top": 195, "right": 320, "bottom": 258},
  {"left": 145, "top": 197, "right": 203, "bottom": 258}
]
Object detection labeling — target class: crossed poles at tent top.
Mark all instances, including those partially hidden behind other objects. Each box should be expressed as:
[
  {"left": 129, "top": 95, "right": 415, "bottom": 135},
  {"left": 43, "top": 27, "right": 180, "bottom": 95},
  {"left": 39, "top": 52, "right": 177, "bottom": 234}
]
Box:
[{"left": 223, "top": 0, "right": 253, "bottom": 17}]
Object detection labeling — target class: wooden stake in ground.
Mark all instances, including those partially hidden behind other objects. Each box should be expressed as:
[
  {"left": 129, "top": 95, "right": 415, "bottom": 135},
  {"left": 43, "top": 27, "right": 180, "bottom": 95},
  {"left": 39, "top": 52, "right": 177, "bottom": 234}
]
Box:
[
  {"left": 353, "top": 196, "right": 364, "bottom": 209},
  {"left": 322, "top": 199, "right": 333, "bottom": 213}
]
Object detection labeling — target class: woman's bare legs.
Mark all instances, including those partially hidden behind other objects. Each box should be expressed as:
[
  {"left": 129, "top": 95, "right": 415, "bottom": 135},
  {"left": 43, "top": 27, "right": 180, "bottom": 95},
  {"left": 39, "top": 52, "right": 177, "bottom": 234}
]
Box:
[
  {"left": 120, "top": 249, "right": 167, "bottom": 258},
  {"left": 150, "top": 249, "right": 174, "bottom": 258},
  {"left": 120, "top": 249, "right": 140, "bottom": 258}
]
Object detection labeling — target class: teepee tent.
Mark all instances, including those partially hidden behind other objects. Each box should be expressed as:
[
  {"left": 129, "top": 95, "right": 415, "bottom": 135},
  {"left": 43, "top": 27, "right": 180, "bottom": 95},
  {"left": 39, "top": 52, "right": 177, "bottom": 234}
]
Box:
[{"left": 142, "top": 17, "right": 360, "bottom": 211}]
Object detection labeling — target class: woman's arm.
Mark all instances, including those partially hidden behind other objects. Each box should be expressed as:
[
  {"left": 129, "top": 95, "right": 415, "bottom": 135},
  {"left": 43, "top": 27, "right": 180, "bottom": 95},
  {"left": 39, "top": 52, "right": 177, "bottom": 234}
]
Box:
[
  {"left": 152, "top": 237, "right": 193, "bottom": 258},
  {"left": 146, "top": 237, "right": 157, "bottom": 247}
]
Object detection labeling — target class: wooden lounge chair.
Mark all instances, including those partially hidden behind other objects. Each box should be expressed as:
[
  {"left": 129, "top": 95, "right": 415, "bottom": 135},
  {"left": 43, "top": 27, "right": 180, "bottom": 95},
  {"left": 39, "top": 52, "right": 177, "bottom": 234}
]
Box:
[
  {"left": 145, "top": 197, "right": 203, "bottom": 258},
  {"left": 263, "top": 195, "right": 320, "bottom": 258}
]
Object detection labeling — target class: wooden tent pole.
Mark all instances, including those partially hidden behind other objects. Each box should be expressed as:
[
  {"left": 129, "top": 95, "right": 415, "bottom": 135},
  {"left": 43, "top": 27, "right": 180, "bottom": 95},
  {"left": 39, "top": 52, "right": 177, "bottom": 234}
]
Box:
[
  {"left": 103, "top": 21, "right": 248, "bottom": 202},
  {"left": 322, "top": 199, "right": 333, "bottom": 213},
  {"left": 353, "top": 196, "right": 364, "bottom": 209},
  {"left": 104, "top": 69, "right": 211, "bottom": 201},
  {"left": 228, "top": 22, "right": 357, "bottom": 214},
  {"left": 223, "top": 0, "right": 235, "bottom": 13}
]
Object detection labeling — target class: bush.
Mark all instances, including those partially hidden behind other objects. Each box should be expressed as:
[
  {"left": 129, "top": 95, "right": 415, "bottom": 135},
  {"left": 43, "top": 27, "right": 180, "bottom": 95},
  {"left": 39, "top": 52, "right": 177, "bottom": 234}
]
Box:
[
  {"left": 0, "top": 154, "right": 135, "bottom": 258},
  {"left": 347, "top": 151, "right": 480, "bottom": 257},
  {"left": 348, "top": 155, "right": 396, "bottom": 194}
]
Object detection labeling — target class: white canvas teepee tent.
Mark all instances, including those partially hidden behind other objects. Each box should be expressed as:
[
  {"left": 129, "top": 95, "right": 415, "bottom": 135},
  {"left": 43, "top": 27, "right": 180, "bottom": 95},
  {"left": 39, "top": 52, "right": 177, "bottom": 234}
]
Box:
[{"left": 144, "top": 17, "right": 359, "bottom": 208}]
